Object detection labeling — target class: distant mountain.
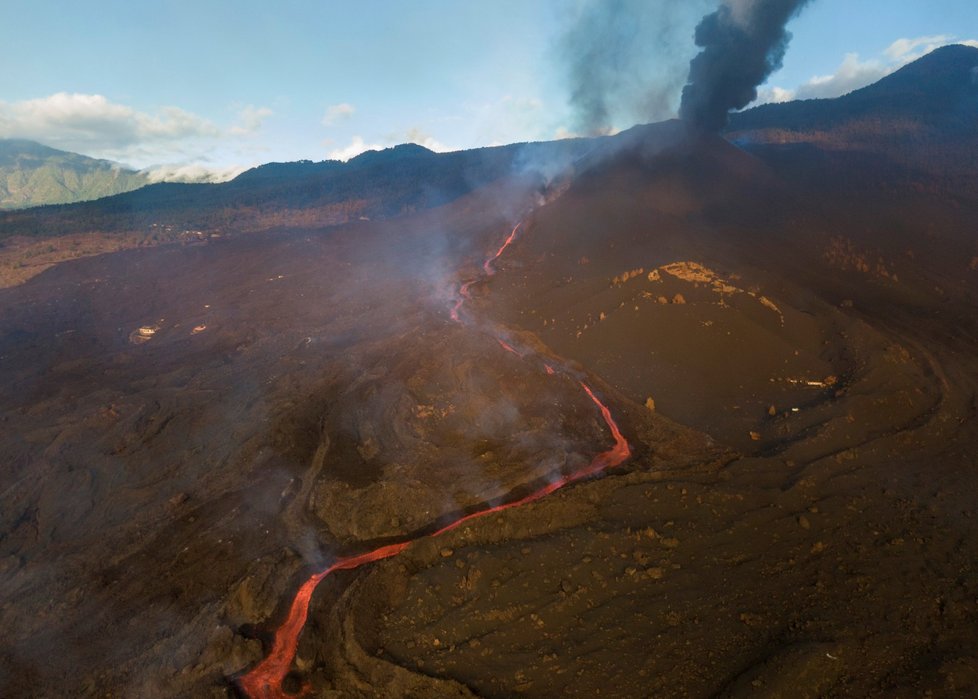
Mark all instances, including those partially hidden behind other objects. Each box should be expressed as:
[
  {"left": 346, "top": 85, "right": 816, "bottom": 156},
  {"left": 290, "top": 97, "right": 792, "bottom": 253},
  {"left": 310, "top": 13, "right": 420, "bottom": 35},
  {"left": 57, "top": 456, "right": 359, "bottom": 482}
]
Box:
[
  {"left": 0, "top": 139, "right": 149, "bottom": 209},
  {"left": 2, "top": 45, "right": 976, "bottom": 284},
  {"left": 0, "top": 138, "right": 593, "bottom": 241},
  {"left": 727, "top": 44, "right": 978, "bottom": 185}
]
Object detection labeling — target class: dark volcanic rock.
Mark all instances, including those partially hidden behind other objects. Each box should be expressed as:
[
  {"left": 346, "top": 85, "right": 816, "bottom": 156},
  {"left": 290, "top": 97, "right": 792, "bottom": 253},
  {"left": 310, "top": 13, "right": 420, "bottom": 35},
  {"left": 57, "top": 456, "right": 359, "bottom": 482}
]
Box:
[{"left": 2, "top": 47, "right": 978, "bottom": 699}]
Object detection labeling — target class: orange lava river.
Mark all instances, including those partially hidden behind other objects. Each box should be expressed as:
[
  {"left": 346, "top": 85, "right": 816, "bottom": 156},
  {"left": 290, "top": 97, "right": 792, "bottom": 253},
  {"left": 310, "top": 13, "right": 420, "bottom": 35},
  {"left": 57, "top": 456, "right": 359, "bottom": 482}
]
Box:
[{"left": 236, "top": 219, "right": 631, "bottom": 698}]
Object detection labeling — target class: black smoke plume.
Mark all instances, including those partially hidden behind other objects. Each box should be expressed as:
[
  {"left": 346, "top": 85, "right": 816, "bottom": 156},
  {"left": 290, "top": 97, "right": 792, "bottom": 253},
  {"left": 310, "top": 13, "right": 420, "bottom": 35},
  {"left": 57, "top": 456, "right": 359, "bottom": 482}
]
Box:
[{"left": 680, "top": 0, "right": 812, "bottom": 132}]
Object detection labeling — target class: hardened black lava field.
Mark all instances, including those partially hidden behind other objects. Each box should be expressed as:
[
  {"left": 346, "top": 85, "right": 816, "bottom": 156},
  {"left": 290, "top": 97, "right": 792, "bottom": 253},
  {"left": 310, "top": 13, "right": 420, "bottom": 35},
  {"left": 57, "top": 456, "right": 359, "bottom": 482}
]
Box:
[{"left": 3, "top": 47, "right": 978, "bottom": 698}]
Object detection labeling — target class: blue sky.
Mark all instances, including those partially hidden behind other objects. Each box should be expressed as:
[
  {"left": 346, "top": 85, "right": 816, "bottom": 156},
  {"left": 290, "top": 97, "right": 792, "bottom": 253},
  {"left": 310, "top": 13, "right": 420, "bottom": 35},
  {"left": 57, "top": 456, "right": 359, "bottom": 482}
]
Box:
[{"left": 0, "top": 0, "right": 975, "bottom": 179}]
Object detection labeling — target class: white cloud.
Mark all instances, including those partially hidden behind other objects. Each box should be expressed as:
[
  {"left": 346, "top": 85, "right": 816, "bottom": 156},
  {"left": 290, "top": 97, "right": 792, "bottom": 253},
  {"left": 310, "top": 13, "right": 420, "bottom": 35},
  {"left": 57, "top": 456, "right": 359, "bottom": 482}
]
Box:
[
  {"left": 794, "top": 52, "right": 888, "bottom": 100},
  {"left": 0, "top": 92, "right": 277, "bottom": 181},
  {"left": 753, "top": 85, "right": 797, "bottom": 104},
  {"left": 884, "top": 34, "right": 965, "bottom": 63},
  {"left": 322, "top": 102, "right": 355, "bottom": 126},
  {"left": 327, "top": 127, "right": 452, "bottom": 162},
  {"left": 327, "top": 135, "right": 383, "bottom": 161},
  {"left": 0, "top": 93, "right": 219, "bottom": 157},
  {"left": 143, "top": 162, "right": 249, "bottom": 183},
  {"left": 757, "top": 35, "right": 978, "bottom": 105},
  {"left": 230, "top": 105, "right": 273, "bottom": 135},
  {"left": 401, "top": 127, "right": 449, "bottom": 153}
]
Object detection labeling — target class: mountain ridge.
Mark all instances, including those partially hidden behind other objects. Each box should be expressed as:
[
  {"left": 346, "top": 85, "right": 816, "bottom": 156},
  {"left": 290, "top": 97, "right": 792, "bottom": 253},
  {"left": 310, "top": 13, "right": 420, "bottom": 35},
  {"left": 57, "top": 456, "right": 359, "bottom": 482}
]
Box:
[
  {"left": 2, "top": 43, "right": 978, "bottom": 699},
  {"left": 1, "top": 44, "right": 976, "bottom": 289},
  {"left": 726, "top": 44, "right": 978, "bottom": 177},
  {"left": 0, "top": 139, "right": 151, "bottom": 209}
]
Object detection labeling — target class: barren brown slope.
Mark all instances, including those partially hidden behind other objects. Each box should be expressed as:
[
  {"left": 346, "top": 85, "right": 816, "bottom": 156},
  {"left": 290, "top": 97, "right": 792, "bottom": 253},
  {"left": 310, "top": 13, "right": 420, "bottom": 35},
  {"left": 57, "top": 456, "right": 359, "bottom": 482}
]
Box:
[
  {"left": 727, "top": 43, "right": 978, "bottom": 193},
  {"left": 1, "top": 109, "right": 978, "bottom": 699},
  {"left": 355, "top": 126, "right": 978, "bottom": 698}
]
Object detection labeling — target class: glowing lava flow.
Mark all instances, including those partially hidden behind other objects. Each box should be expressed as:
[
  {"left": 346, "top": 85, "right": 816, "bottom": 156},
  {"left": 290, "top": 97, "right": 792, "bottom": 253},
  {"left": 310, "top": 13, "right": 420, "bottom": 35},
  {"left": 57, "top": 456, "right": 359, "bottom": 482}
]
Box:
[
  {"left": 449, "top": 280, "right": 473, "bottom": 323},
  {"left": 497, "top": 338, "right": 521, "bottom": 356},
  {"left": 237, "top": 383, "right": 629, "bottom": 698},
  {"left": 451, "top": 222, "right": 520, "bottom": 323},
  {"left": 428, "top": 381, "right": 630, "bottom": 539},
  {"left": 237, "top": 543, "right": 409, "bottom": 699},
  {"left": 236, "top": 219, "right": 631, "bottom": 698},
  {"left": 483, "top": 221, "right": 521, "bottom": 275}
]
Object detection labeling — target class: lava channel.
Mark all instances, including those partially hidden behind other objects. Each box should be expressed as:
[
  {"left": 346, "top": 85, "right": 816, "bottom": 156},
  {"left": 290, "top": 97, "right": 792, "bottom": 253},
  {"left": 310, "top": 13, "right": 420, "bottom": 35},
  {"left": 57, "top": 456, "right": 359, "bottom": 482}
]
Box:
[
  {"left": 451, "top": 221, "right": 521, "bottom": 324},
  {"left": 236, "top": 219, "right": 631, "bottom": 698},
  {"left": 235, "top": 382, "right": 630, "bottom": 698},
  {"left": 483, "top": 221, "right": 521, "bottom": 275},
  {"left": 497, "top": 338, "right": 521, "bottom": 356},
  {"left": 449, "top": 280, "right": 474, "bottom": 323}
]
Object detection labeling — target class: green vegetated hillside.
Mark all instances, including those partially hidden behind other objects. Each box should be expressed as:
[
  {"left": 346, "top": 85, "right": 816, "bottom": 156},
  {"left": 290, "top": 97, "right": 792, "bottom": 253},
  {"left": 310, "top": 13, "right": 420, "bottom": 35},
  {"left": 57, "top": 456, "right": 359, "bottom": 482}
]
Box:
[{"left": 0, "top": 139, "right": 149, "bottom": 209}]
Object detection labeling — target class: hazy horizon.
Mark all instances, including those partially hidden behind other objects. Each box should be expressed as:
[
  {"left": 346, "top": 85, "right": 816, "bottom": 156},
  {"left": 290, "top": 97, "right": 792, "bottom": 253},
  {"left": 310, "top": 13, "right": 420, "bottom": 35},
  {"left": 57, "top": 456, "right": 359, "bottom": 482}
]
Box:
[{"left": 1, "top": 0, "right": 975, "bottom": 180}]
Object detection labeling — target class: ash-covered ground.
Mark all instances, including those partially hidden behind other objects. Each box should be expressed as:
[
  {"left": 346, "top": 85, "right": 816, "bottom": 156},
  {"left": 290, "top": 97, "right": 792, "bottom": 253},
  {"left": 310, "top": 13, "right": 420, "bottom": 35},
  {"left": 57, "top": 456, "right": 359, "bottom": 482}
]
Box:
[{"left": 2, "top": 124, "right": 978, "bottom": 698}]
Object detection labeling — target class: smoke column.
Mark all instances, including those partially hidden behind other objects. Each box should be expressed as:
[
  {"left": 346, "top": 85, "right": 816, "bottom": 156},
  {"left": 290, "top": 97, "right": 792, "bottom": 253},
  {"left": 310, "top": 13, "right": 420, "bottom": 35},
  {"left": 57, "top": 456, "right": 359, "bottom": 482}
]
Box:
[
  {"left": 560, "top": 0, "right": 712, "bottom": 135},
  {"left": 680, "top": 0, "right": 812, "bottom": 132}
]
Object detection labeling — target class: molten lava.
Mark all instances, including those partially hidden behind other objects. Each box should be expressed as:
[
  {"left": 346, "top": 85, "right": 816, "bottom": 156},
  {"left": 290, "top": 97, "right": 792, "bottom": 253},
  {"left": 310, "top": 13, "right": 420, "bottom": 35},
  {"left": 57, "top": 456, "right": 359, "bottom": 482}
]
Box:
[
  {"left": 428, "top": 380, "right": 630, "bottom": 539},
  {"left": 237, "top": 381, "right": 629, "bottom": 698},
  {"left": 497, "top": 338, "right": 521, "bottom": 356},
  {"left": 451, "top": 222, "right": 520, "bottom": 323},
  {"left": 483, "top": 222, "right": 521, "bottom": 275},
  {"left": 236, "top": 543, "right": 410, "bottom": 699},
  {"left": 449, "top": 280, "right": 473, "bottom": 323},
  {"left": 236, "top": 218, "right": 632, "bottom": 698}
]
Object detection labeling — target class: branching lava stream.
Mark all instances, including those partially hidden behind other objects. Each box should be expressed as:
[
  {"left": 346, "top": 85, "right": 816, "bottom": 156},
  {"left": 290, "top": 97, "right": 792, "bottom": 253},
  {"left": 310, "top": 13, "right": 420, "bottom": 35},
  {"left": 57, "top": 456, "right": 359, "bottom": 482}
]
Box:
[{"left": 236, "top": 218, "right": 632, "bottom": 698}]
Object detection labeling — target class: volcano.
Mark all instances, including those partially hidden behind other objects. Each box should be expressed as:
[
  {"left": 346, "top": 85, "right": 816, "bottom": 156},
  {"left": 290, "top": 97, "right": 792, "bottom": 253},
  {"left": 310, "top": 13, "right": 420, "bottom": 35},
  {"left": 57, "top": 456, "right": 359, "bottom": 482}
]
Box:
[{"left": 2, "top": 46, "right": 978, "bottom": 698}]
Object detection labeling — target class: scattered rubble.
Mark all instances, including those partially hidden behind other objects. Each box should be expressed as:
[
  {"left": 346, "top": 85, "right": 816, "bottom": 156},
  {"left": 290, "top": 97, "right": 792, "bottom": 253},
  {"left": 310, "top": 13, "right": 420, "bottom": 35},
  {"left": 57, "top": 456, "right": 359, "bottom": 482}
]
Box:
[{"left": 129, "top": 323, "right": 162, "bottom": 345}]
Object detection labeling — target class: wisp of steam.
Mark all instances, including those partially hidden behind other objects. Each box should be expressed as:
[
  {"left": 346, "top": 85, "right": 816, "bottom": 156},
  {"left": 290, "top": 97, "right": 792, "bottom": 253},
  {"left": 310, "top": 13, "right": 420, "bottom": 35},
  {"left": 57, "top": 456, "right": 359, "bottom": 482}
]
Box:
[{"left": 680, "top": 0, "right": 812, "bottom": 132}]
